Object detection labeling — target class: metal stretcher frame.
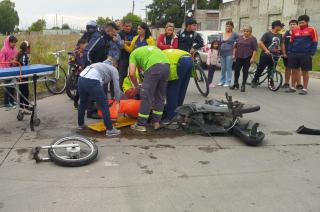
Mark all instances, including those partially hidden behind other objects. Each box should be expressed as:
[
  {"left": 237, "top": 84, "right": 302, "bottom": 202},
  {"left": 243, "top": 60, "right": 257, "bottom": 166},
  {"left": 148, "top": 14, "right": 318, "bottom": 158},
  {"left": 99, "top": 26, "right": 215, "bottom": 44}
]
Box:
[{"left": 0, "top": 63, "right": 56, "bottom": 131}]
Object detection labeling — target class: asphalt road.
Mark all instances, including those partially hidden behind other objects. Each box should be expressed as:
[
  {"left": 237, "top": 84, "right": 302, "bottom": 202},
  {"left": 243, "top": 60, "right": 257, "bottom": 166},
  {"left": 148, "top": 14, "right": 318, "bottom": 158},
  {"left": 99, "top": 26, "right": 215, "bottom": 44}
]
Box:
[{"left": 0, "top": 73, "right": 319, "bottom": 212}]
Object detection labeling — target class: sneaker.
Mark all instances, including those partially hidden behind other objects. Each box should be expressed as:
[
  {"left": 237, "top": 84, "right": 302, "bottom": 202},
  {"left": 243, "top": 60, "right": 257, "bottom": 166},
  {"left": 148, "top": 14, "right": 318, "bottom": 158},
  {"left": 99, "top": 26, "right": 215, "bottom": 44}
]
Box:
[
  {"left": 251, "top": 81, "right": 258, "bottom": 88},
  {"left": 153, "top": 122, "right": 161, "bottom": 130},
  {"left": 131, "top": 123, "right": 147, "bottom": 132},
  {"left": 106, "top": 128, "right": 121, "bottom": 136},
  {"left": 223, "top": 84, "right": 230, "bottom": 88},
  {"left": 77, "top": 124, "right": 87, "bottom": 130},
  {"left": 296, "top": 84, "right": 303, "bottom": 90},
  {"left": 217, "top": 82, "right": 224, "bottom": 86},
  {"left": 282, "top": 83, "right": 290, "bottom": 89},
  {"left": 209, "top": 83, "right": 216, "bottom": 88},
  {"left": 299, "top": 89, "right": 308, "bottom": 95},
  {"left": 162, "top": 118, "right": 171, "bottom": 125},
  {"left": 285, "top": 87, "right": 297, "bottom": 93}
]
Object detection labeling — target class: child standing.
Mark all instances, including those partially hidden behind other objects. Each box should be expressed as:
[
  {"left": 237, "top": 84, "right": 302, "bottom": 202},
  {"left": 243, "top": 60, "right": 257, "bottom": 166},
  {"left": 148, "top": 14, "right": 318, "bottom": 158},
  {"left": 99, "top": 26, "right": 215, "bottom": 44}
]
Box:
[
  {"left": 0, "top": 35, "right": 18, "bottom": 109},
  {"left": 206, "top": 40, "right": 219, "bottom": 88},
  {"left": 16, "top": 41, "right": 31, "bottom": 110}
]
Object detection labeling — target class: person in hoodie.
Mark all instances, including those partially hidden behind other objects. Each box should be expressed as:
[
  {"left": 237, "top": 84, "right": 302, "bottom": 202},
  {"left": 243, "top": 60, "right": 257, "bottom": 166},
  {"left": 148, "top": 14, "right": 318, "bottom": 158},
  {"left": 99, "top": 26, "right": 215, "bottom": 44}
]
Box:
[
  {"left": 157, "top": 22, "right": 178, "bottom": 50},
  {"left": 0, "top": 35, "right": 18, "bottom": 109},
  {"left": 104, "top": 22, "right": 124, "bottom": 68}
]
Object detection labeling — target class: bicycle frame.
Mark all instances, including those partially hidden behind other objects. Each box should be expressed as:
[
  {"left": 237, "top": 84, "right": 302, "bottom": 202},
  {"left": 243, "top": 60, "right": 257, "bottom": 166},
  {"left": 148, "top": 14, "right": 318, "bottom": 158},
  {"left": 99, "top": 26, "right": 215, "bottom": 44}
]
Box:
[{"left": 49, "top": 50, "right": 65, "bottom": 79}]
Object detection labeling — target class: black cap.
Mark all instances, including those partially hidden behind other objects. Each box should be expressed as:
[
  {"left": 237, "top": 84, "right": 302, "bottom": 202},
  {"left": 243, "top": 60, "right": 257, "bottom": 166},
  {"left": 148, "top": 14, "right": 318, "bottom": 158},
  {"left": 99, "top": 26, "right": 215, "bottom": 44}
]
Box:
[
  {"left": 185, "top": 18, "right": 197, "bottom": 26},
  {"left": 272, "top": 20, "right": 283, "bottom": 28}
]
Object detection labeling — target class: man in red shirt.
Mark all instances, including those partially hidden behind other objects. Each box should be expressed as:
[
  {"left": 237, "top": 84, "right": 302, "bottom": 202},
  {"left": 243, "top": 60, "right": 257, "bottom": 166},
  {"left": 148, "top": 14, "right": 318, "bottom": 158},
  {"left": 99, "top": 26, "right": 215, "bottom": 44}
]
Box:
[{"left": 287, "top": 15, "right": 318, "bottom": 95}]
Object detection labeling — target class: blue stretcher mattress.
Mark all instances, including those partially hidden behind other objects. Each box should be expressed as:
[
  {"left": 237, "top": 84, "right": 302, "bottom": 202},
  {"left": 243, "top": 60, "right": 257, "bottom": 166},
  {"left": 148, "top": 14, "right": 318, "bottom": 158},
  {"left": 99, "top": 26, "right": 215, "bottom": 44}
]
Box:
[{"left": 0, "top": 64, "right": 55, "bottom": 78}]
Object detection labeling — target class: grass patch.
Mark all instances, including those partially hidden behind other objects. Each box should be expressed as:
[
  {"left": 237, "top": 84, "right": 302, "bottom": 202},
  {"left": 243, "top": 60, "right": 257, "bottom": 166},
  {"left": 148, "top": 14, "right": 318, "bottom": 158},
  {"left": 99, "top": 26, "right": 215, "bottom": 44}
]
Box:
[{"left": 0, "top": 34, "right": 80, "bottom": 103}]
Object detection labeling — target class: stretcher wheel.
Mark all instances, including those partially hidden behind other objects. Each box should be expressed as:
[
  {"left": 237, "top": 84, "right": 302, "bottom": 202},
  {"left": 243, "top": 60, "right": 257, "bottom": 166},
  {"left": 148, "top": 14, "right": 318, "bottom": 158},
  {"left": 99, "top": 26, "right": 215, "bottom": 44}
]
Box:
[
  {"left": 34, "top": 118, "right": 41, "bottom": 126},
  {"left": 17, "top": 111, "right": 24, "bottom": 121}
]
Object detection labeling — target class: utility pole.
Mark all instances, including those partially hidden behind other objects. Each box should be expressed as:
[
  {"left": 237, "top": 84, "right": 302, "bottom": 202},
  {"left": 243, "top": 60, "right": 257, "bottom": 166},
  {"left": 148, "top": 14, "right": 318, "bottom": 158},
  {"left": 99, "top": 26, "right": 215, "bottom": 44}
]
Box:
[{"left": 132, "top": 0, "right": 135, "bottom": 14}]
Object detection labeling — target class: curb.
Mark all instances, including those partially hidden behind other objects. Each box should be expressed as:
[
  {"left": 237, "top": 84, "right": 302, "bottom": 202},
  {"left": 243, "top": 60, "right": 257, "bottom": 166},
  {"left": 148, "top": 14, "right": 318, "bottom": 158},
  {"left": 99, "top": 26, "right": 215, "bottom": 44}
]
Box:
[{"left": 310, "top": 71, "right": 320, "bottom": 79}]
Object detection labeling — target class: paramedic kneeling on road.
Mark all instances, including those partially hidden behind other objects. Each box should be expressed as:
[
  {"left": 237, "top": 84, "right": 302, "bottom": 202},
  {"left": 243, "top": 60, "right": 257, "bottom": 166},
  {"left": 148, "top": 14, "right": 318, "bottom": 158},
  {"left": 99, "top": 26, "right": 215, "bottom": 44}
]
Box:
[
  {"left": 128, "top": 46, "right": 170, "bottom": 132},
  {"left": 78, "top": 61, "right": 121, "bottom": 136}
]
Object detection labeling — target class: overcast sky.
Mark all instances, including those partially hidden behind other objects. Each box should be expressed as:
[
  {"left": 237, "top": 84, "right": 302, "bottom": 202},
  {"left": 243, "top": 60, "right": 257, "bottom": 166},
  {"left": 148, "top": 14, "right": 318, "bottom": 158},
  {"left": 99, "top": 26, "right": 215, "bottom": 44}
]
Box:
[{"left": 12, "top": 0, "right": 152, "bottom": 30}]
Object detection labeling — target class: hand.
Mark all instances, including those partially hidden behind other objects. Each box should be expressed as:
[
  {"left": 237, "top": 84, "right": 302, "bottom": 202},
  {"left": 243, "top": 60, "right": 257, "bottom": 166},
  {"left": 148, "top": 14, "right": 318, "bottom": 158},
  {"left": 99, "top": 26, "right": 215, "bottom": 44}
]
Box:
[
  {"left": 190, "top": 48, "right": 195, "bottom": 54},
  {"left": 265, "top": 50, "right": 271, "bottom": 55},
  {"left": 125, "top": 41, "right": 131, "bottom": 45},
  {"left": 112, "top": 36, "right": 117, "bottom": 42},
  {"left": 232, "top": 55, "right": 236, "bottom": 61},
  {"left": 283, "top": 54, "right": 288, "bottom": 59},
  {"left": 250, "top": 58, "right": 255, "bottom": 64},
  {"left": 115, "top": 102, "right": 120, "bottom": 116}
]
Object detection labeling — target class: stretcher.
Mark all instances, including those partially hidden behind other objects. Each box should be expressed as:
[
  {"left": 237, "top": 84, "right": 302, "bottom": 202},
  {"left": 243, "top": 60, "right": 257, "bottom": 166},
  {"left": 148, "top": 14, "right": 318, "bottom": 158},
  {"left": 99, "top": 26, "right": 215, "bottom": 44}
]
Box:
[
  {"left": 0, "top": 64, "right": 56, "bottom": 131},
  {"left": 89, "top": 99, "right": 141, "bottom": 132}
]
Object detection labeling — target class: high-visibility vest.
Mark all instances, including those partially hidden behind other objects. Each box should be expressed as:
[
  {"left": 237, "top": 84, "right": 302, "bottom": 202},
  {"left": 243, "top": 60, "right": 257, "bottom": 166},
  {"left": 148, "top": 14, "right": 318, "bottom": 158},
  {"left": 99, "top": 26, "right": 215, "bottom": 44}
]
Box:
[{"left": 163, "top": 49, "right": 192, "bottom": 81}]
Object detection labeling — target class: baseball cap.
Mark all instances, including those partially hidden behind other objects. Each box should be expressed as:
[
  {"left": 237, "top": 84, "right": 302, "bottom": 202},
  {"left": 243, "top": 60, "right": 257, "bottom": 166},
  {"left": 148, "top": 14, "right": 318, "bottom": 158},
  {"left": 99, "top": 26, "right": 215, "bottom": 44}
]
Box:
[{"left": 272, "top": 20, "right": 284, "bottom": 28}]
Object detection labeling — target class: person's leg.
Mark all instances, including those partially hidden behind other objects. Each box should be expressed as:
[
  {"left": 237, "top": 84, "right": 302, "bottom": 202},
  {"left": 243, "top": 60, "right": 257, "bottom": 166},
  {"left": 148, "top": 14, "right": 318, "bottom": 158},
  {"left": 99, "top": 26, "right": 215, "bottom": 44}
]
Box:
[
  {"left": 242, "top": 57, "right": 251, "bottom": 85},
  {"left": 208, "top": 65, "right": 214, "bottom": 84},
  {"left": 166, "top": 80, "right": 180, "bottom": 120},
  {"left": 302, "top": 71, "right": 309, "bottom": 89},
  {"left": 89, "top": 81, "right": 113, "bottom": 130},
  {"left": 283, "top": 58, "right": 290, "bottom": 87},
  {"left": 77, "top": 78, "right": 90, "bottom": 126},
  {"left": 252, "top": 55, "right": 268, "bottom": 84},
  {"left": 19, "top": 79, "right": 29, "bottom": 109},
  {"left": 296, "top": 69, "right": 302, "bottom": 89},
  {"left": 233, "top": 58, "right": 242, "bottom": 85},
  {"left": 219, "top": 56, "right": 226, "bottom": 85},
  {"left": 177, "top": 57, "right": 193, "bottom": 106},
  {"left": 118, "top": 58, "right": 129, "bottom": 91},
  {"left": 225, "top": 55, "right": 233, "bottom": 86},
  {"left": 136, "top": 69, "right": 159, "bottom": 126},
  {"left": 152, "top": 64, "right": 170, "bottom": 123}
]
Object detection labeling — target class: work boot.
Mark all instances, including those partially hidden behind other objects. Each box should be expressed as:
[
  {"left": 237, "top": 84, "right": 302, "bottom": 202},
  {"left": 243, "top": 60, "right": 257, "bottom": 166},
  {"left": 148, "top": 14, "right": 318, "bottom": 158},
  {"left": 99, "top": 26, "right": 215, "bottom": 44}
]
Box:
[
  {"left": 251, "top": 81, "right": 258, "bottom": 88},
  {"left": 106, "top": 128, "right": 121, "bottom": 137},
  {"left": 131, "top": 123, "right": 147, "bottom": 132}
]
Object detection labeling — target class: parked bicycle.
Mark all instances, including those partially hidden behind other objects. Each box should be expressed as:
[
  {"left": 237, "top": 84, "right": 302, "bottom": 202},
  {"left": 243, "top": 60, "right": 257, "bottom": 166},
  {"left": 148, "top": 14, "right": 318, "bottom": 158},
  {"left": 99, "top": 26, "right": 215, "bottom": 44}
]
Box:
[
  {"left": 45, "top": 50, "right": 67, "bottom": 94},
  {"left": 65, "top": 52, "right": 81, "bottom": 100}
]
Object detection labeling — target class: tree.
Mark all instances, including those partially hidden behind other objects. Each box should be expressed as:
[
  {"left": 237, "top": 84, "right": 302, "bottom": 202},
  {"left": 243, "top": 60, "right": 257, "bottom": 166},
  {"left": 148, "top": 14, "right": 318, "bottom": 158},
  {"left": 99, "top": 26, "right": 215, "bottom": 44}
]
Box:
[
  {"left": 51, "top": 26, "right": 60, "bottom": 30},
  {"left": 96, "top": 17, "right": 112, "bottom": 28},
  {"left": 62, "top": 24, "right": 71, "bottom": 30},
  {"left": 147, "top": 0, "right": 221, "bottom": 28},
  {"left": 122, "top": 13, "right": 142, "bottom": 29},
  {"left": 0, "top": 0, "right": 19, "bottom": 34},
  {"left": 28, "top": 19, "right": 46, "bottom": 32}
]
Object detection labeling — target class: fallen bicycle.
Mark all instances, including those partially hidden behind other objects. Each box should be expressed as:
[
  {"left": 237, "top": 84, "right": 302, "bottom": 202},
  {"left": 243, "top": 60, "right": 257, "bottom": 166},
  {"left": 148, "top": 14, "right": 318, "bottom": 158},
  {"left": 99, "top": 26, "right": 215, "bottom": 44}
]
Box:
[{"left": 32, "top": 136, "right": 98, "bottom": 167}]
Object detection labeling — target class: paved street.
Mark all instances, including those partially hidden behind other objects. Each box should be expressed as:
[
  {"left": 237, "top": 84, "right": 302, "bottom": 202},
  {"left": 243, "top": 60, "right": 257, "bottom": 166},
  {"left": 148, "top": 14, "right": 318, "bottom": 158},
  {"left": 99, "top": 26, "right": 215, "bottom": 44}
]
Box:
[{"left": 0, "top": 74, "right": 320, "bottom": 212}]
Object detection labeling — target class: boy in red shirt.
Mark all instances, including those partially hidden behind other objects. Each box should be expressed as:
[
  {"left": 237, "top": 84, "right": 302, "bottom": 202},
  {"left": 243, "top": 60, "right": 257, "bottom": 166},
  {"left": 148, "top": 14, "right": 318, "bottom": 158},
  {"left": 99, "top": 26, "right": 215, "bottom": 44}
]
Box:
[{"left": 288, "top": 15, "right": 318, "bottom": 95}]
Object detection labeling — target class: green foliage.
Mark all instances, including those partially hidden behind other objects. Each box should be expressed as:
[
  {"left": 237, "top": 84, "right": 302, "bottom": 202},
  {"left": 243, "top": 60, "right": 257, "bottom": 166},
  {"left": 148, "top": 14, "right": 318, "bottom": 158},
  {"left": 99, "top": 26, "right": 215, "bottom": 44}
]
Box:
[
  {"left": 147, "top": 0, "right": 221, "bottom": 28},
  {"left": 51, "top": 26, "right": 60, "bottom": 30},
  {"left": 122, "top": 13, "right": 142, "bottom": 29},
  {"left": 28, "top": 19, "right": 46, "bottom": 32},
  {"left": 62, "top": 24, "right": 71, "bottom": 30},
  {"left": 96, "top": 17, "right": 112, "bottom": 28},
  {"left": 0, "top": 0, "right": 19, "bottom": 34}
]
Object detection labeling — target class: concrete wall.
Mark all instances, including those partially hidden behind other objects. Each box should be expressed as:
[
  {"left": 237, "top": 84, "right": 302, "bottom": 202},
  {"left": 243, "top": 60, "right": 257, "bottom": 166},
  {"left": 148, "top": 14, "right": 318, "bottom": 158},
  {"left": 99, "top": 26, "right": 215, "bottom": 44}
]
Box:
[
  {"left": 219, "top": 0, "right": 320, "bottom": 42},
  {"left": 195, "top": 10, "right": 220, "bottom": 30}
]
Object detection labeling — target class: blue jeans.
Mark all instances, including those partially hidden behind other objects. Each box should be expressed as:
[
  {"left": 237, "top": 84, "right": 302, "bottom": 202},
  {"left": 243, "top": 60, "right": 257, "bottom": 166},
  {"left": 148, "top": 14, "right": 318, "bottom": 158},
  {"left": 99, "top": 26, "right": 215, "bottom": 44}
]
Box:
[
  {"left": 219, "top": 55, "right": 233, "bottom": 85},
  {"left": 78, "top": 77, "right": 113, "bottom": 130},
  {"left": 166, "top": 56, "right": 193, "bottom": 120}
]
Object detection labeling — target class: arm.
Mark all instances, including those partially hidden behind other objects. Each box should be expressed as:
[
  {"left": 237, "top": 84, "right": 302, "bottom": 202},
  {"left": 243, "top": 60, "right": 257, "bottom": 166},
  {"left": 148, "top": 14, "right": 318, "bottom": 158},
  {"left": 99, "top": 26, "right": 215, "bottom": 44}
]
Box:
[
  {"left": 129, "top": 63, "right": 138, "bottom": 88},
  {"left": 124, "top": 36, "right": 137, "bottom": 53},
  {"left": 111, "top": 67, "right": 121, "bottom": 102},
  {"left": 206, "top": 50, "right": 211, "bottom": 65},
  {"left": 157, "top": 34, "right": 171, "bottom": 50},
  {"left": 193, "top": 33, "right": 204, "bottom": 50},
  {"left": 172, "top": 37, "right": 179, "bottom": 49},
  {"left": 259, "top": 40, "right": 270, "bottom": 55},
  {"left": 84, "top": 34, "right": 102, "bottom": 65},
  {"left": 251, "top": 37, "right": 258, "bottom": 63},
  {"left": 311, "top": 27, "right": 318, "bottom": 56},
  {"left": 281, "top": 34, "right": 287, "bottom": 57},
  {"left": 147, "top": 37, "right": 155, "bottom": 46}
]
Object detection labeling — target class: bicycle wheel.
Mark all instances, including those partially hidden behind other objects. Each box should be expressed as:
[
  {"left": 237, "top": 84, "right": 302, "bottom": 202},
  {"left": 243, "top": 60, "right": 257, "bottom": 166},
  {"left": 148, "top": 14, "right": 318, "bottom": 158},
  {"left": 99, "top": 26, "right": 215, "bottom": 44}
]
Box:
[
  {"left": 247, "top": 62, "right": 257, "bottom": 85},
  {"left": 48, "top": 136, "right": 98, "bottom": 167},
  {"left": 45, "top": 66, "right": 67, "bottom": 94},
  {"left": 66, "top": 71, "right": 78, "bottom": 100},
  {"left": 268, "top": 70, "right": 283, "bottom": 91},
  {"left": 194, "top": 64, "right": 209, "bottom": 97}
]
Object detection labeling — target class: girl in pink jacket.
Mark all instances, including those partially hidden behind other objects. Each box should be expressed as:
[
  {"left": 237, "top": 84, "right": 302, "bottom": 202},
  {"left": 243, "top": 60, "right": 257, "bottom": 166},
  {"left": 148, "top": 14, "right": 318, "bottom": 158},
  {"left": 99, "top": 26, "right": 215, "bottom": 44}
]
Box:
[
  {"left": 0, "top": 35, "right": 18, "bottom": 108},
  {"left": 206, "top": 40, "right": 219, "bottom": 88}
]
